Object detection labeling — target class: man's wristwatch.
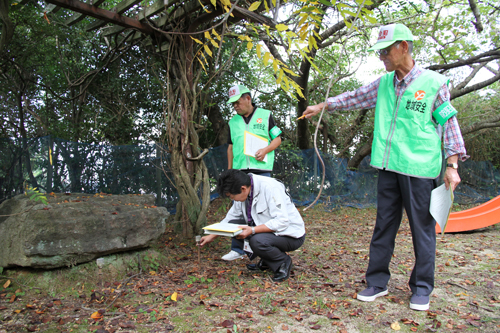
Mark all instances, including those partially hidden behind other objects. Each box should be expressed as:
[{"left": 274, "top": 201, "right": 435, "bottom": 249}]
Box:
[
  {"left": 251, "top": 227, "right": 255, "bottom": 235},
  {"left": 446, "top": 163, "right": 458, "bottom": 169}
]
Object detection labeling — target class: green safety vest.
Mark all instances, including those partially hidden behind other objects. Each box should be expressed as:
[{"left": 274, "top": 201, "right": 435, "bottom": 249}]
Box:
[
  {"left": 371, "top": 70, "right": 457, "bottom": 178},
  {"left": 229, "top": 108, "right": 279, "bottom": 172}
]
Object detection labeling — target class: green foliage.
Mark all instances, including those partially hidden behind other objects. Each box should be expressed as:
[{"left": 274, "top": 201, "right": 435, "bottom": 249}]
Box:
[
  {"left": 241, "top": 0, "right": 377, "bottom": 99},
  {"left": 452, "top": 83, "right": 500, "bottom": 167},
  {"left": 24, "top": 185, "right": 48, "bottom": 205},
  {"left": 215, "top": 197, "right": 232, "bottom": 215},
  {"left": 138, "top": 307, "right": 158, "bottom": 322},
  {"left": 1, "top": 3, "right": 162, "bottom": 144},
  {"left": 190, "top": 0, "right": 377, "bottom": 101},
  {"left": 142, "top": 254, "right": 160, "bottom": 271}
]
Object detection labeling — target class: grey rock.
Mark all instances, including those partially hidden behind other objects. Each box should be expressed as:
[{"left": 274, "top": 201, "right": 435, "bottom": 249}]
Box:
[{"left": 0, "top": 193, "right": 167, "bottom": 269}]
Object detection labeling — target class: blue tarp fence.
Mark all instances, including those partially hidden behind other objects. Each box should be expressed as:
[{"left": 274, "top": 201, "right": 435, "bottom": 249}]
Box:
[{"left": 1, "top": 136, "right": 499, "bottom": 212}]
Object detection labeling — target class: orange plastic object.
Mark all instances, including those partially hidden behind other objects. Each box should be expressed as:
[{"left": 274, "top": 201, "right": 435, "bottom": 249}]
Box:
[{"left": 436, "top": 195, "right": 500, "bottom": 233}]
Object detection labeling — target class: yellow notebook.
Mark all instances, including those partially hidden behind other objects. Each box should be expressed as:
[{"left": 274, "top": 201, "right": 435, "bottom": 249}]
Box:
[{"left": 203, "top": 222, "right": 246, "bottom": 237}]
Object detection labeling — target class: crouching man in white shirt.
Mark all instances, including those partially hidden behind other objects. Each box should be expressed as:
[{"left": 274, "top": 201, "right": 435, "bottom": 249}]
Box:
[{"left": 200, "top": 169, "right": 306, "bottom": 282}]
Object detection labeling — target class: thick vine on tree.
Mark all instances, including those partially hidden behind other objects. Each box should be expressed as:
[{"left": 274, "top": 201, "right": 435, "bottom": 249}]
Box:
[{"left": 156, "top": 33, "right": 211, "bottom": 238}]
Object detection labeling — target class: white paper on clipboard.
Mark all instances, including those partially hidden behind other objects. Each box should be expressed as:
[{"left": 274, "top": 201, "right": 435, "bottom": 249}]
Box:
[
  {"left": 244, "top": 131, "right": 268, "bottom": 162},
  {"left": 429, "top": 184, "right": 454, "bottom": 235}
]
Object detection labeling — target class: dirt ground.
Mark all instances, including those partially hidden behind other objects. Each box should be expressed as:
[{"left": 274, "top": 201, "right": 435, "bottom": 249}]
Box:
[{"left": 1, "top": 199, "right": 499, "bottom": 332}]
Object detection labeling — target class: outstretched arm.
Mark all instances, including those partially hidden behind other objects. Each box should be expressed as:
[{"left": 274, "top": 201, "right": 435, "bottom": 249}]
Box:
[
  {"left": 303, "top": 102, "right": 326, "bottom": 119},
  {"left": 199, "top": 234, "right": 218, "bottom": 246},
  {"left": 302, "top": 78, "right": 381, "bottom": 119}
]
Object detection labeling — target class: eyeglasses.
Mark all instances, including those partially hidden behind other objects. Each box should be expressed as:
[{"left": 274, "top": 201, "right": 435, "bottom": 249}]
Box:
[{"left": 376, "top": 42, "right": 401, "bottom": 56}]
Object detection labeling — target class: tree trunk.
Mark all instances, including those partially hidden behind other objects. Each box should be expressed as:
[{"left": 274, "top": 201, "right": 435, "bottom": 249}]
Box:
[
  {"left": 347, "top": 134, "right": 373, "bottom": 169},
  {"left": 205, "top": 104, "right": 229, "bottom": 146},
  {"left": 0, "top": 0, "right": 14, "bottom": 52},
  {"left": 159, "top": 34, "right": 211, "bottom": 239},
  {"left": 17, "top": 93, "right": 39, "bottom": 189}
]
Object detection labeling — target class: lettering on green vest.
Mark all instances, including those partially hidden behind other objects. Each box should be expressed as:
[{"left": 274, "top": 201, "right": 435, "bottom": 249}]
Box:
[
  {"left": 252, "top": 122, "right": 266, "bottom": 132},
  {"left": 404, "top": 99, "right": 427, "bottom": 114}
]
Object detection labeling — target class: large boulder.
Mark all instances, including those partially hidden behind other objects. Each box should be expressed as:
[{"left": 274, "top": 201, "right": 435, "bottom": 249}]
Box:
[{"left": 0, "top": 193, "right": 168, "bottom": 269}]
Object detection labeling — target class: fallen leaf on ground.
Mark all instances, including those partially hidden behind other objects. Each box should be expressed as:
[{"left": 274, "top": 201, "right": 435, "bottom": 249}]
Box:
[
  {"left": 327, "top": 312, "right": 340, "bottom": 320},
  {"left": 466, "top": 318, "right": 481, "bottom": 327},
  {"left": 3, "top": 280, "right": 10, "bottom": 289},
  {"left": 91, "top": 311, "right": 103, "bottom": 320},
  {"left": 391, "top": 321, "right": 401, "bottom": 330}
]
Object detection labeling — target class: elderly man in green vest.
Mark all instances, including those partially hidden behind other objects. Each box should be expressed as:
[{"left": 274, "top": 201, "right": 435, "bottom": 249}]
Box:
[
  {"left": 302, "top": 24, "right": 468, "bottom": 311},
  {"left": 220, "top": 85, "right": 283, "bottom": 261}
]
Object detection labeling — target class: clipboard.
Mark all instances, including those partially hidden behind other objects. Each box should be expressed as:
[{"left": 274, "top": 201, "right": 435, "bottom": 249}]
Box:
[
  {"left": 243, "top": 131, "right": 268, "bottom": 162},
  {"left": 430, "top": 184, "right": 454, "bottom": 235}
]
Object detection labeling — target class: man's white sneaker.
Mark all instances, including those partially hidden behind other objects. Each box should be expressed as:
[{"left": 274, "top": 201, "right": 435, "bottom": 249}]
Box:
[
  {"left": 409, "top": 294, "right": 430, "bottom": 311},
  {"left": 221, "top": 250, "right": 245, "bottom": 261}
]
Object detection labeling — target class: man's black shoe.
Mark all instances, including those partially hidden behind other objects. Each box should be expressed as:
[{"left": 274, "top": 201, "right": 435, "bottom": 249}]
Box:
[
  {"left": 246, "top": 259, "right": 270, "bottom": 271},
  {"left": 272, "top": 257, "right": 292, "bottom": 282}
]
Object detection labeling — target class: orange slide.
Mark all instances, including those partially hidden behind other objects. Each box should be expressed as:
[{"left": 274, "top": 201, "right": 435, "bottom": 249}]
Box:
[{"left": 436, "top": 195, "right": 500, "bottom": 233}]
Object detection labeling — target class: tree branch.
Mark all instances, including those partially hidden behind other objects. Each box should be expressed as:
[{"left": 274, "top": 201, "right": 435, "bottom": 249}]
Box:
[
  {"left": 454, "top": 62, "right": 486, "bottom": 90},
  {"left": 451, "top": 70, "right": 500, "bottom": 99},
  {"left": 461, "top": 114, "right": 500, "bottom": 135},
  {"left": 427, "top": 49, "right": 500, "bottom": 72},
  {"left": 467, "top": 0, "right": 484, "bottom": 33}
]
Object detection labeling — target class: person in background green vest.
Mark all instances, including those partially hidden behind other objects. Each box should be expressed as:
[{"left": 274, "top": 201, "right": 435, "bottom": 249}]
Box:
[
  {"left": 220, "top": 85, "right": 283, "bottom": 261},
  {"left": 302, "top": 24, "right": 468, "bottom": 311}
]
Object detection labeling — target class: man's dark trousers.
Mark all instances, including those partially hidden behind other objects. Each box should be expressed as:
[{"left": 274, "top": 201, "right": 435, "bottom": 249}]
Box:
[
  {"left": 234, "top": 233, "right": 305, "bottom": 272},
  {"left": 366, "top": 170, "right": 437, "bottom": 296}
]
